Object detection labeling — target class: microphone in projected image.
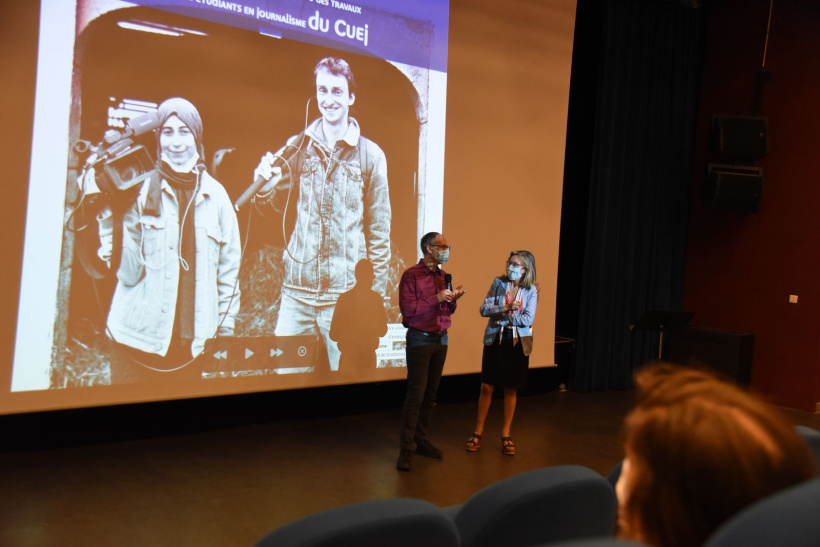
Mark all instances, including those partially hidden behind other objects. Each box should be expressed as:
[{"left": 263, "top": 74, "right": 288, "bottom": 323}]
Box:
[
  {"left": 233, "top": 140, "right": 303, "bottom": 211},
  {"left": 233, "top": 98, "right": 312, "bottom": 212},
  {"left": 234, "top": 97, "right": 314, "bottom": 211},
  {"left": 121, "top": 110, "right": 162, "bottom": 138},
  {"left": 445, "top": 273, "right": 452, "bottom": 291}
]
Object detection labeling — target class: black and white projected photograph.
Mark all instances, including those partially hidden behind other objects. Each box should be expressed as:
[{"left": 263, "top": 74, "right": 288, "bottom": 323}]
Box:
[
  {"left": 5, "top": 0, "right": 574, "bottom": 414},
  {"left": 12, "top": 0, "right": 450, "bottom": 393}
]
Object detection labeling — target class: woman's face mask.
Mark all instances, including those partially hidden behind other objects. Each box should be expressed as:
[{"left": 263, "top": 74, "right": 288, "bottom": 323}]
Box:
[{"left": 507, "top": 256, "right": 525, "bottom": 281}]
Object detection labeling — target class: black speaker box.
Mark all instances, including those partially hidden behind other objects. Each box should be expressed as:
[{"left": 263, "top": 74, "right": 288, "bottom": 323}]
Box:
[
  {"left": 710, "top": 115, "right": 769, "bottom": 159},
  {"left": 704, "top": 163, "right": 763, "bottom": 213},
  {"left": 664, "top": 326, "right": 754, "bottom": 384}
]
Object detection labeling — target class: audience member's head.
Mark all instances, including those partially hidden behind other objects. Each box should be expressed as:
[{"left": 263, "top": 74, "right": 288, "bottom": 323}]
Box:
[{"left": 616, "top": 363, "right": 817, "bottom": 547}]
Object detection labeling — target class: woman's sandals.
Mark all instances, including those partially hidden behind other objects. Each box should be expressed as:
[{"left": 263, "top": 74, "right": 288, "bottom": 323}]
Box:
[
  {"left": 501, "top": 436, "right": 515, "bottom": 455},
  {"left": 465, "top": 433, "right": 482, "bottom": 452}
]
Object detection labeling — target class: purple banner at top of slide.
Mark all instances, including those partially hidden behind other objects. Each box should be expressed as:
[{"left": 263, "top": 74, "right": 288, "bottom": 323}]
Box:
[{"left": 131, "top": 0, "right": 450, "bottom": 72}]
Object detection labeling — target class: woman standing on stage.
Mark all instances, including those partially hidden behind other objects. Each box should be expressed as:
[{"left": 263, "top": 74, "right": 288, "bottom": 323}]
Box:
[{"left": 466, "top": 250, "right": 538, "bottom": 455}]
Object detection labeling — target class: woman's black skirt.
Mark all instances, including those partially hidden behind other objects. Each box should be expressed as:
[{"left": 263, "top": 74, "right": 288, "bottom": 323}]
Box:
[{"left": 481, "top": 330, "right": 530, "bottom": 388}]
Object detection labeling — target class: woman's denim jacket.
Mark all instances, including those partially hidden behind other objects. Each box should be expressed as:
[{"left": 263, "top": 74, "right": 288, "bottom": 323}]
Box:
[
  {"left": 98, "top": 171, "right": 241, "bottom": 357},
  {"left": 480, "top": 277, "right": 538, "bottom": 356}
]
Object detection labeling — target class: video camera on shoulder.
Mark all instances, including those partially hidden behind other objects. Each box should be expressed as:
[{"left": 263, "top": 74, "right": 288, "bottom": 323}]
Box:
[{"left": 76, "top": 111, "right": 161, "bottom": 198}]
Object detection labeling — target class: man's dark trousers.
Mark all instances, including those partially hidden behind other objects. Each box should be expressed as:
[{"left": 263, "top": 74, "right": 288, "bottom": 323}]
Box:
[{"left": 399, "top": 329, "right": 448, "bottom": 450}]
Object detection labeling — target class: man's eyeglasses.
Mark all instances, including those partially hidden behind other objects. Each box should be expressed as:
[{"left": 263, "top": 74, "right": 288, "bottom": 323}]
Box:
[{"left": 429, "top": 244, "right": 451, "bottom": 251}]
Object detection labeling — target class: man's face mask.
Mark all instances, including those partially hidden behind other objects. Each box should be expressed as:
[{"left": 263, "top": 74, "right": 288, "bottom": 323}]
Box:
[{"left": 429, "top": 245, "right": 449, "bottom": 264}]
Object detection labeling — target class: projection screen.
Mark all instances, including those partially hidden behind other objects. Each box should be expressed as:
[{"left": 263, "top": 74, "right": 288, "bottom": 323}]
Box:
[{"left": 1, "top": 0, "right": 575, "bottom": 414}]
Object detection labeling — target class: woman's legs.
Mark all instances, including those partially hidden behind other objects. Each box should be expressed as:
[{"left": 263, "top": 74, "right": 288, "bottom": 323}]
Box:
[
  {"left": 474, "top": 382, "right": 495, "bottom": 435},
  {"left": 502, "top": 387, "right": 518, "bottom": 437}
]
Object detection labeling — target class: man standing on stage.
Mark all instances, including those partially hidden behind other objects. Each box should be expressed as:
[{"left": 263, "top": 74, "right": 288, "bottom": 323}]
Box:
[
  {"left": 396, "top": 232, "right": 465, "bottom": 471},
  {"left": 254, "top": 57, "right": 391, "bottom": 372}
]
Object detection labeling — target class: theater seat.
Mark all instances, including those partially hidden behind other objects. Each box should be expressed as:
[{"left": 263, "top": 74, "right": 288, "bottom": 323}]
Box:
[
  {"left": 443, "top": 465, "right": 617, "bottom": 547},
  {"left": 606, "top": 460, "right": 623, "bottom": 489},
  {"left": 794, "top": 425, "right": 820, "bottom": 467},
  {"left": 254, "top": 498, "right": 460, "bottom": 547},
  {"left": 703, "top": 477, "right": 820, "bottom": 547}
]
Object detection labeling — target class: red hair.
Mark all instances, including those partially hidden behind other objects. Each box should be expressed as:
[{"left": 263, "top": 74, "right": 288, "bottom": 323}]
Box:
[{"left": 619, "top": 364, "right": 817, "bottom": 547}]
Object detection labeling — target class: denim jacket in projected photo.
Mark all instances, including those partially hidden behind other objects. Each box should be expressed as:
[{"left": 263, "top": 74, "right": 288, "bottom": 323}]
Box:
[
  {"left": 98, "top": 171, "right": 241, "bottom": 357},
  {"left": 480, "top": 277, "right": 538, "bottom": 356},
  {"left": 261, "top": 117, "right": 391, "bottom": 301}
]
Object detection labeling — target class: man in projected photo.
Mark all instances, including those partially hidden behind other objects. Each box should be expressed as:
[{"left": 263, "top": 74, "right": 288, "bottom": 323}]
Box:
[
  {"left": 96, "top": 98, "right": 241, "bottom": 382},
  {"left": 254, "top": 57, "right": 391, "bottom": 372}
]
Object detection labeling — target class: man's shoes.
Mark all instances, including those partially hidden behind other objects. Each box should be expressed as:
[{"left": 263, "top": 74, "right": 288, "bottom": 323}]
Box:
[
  {"left": 396, "top": 449, "right": 413, "bottom": 471},
  {"left": 415, "top": 439, "right": 444, "bottom": 459}
]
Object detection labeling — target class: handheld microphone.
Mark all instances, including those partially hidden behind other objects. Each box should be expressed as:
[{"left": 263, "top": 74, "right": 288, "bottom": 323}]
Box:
[
  {"left": 233, "top": 131, "right": 306, "bottom": 212},
  {"left": 233, "top": 156, "right": 287, "bottom": 212},
  {"left": 444, "top": 274, "right": 452, "bottom": 291}
]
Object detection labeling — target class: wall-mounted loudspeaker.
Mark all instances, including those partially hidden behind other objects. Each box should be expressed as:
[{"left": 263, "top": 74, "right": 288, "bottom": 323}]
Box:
[
  {"left": 710, "top": 115, "right": 769, "bottom": 159},
  {"left": 704, "top": 163, "right": 763, "bottom": 213}
]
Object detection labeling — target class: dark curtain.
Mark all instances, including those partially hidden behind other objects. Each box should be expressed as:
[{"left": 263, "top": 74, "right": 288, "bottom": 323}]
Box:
[{"left": 569, "top": 0, "right": 706, "bottom": 391}]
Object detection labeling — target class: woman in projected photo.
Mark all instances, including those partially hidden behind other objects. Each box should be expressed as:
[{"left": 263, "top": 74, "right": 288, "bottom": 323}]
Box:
[
  {"left": 97, "top": 97, "right": 241, "bottom": 383},
  {"left": 465, "top": 251, "right": 538, "bottom": 455}
]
